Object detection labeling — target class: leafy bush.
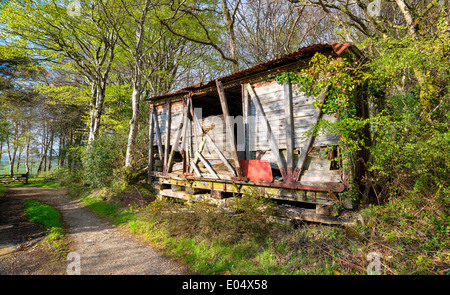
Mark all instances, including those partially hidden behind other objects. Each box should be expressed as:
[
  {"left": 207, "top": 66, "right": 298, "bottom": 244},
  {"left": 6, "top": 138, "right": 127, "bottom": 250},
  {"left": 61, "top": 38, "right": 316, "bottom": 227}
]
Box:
[
  {"left": 40, "top": 167, "right": 83, "bottom": 187},
  {"left": 81, "top": 133, "right": 124, "bottom": 188}
]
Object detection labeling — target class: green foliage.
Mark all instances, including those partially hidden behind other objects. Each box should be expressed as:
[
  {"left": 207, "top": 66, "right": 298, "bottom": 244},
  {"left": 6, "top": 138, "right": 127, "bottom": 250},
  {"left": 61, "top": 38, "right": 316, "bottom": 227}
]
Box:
[
  {"left": 40, "top": 167, "right": 83, "bottom": 187},
  {"left": 81, "top": 132, "right": 125, "bottom": 188},
  {"left": 273, "top": 53, "right": 369, "bottom": 119}
]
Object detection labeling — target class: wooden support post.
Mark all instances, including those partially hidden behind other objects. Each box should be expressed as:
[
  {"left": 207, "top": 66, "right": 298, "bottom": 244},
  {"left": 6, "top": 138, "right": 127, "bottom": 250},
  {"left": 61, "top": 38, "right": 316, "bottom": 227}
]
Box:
[
  {"left": 166, "top": 98, "right": 190, "bottom": 173},
  {"left": 242, "top": 84, "right": 250, "bottom": 160},
  {"left": 295, "top": 86, "right": 329, "bottom": 181},
  {"left": 185, "top": 118, "right": 192, "bottom": 173},
  {"left": 246, "top": 83, "right": 285, "bottom": 177},
  {"left": 153, "top": 109, "right": 163, "bottom": 160},
  {"left": 190, "top": 160, "right": 202, "bottom": 177},
  {"left": 189, "top": 135, "right": 207, "bottom": 173},
  {"left": 284, "top": 82, "right": 294, "bottom": 178},
  {"left": 148, "top": 104, "right": 155, "bottom": 182},
  {"left": 216, "top": 80, "right": 244, "bottom": 179},
  {"left": 196, "top": 151, "right": 219, "bottom": 179},
  {"left": 163, "top": 101, "right": 171, "bottom": 173}
]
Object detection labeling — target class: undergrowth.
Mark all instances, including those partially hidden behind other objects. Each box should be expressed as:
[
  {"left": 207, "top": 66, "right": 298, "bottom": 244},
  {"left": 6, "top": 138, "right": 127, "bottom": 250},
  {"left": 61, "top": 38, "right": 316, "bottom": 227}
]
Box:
[{"left": 74, "top": 183, "right": 449, "bottom": 275}]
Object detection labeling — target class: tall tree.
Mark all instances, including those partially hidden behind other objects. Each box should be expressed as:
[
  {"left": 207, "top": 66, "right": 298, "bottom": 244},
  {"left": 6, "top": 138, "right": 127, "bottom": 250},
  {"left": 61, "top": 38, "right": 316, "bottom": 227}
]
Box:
[
  {"left": 0, "top": 0, "right": 118, "bottom": 143},
  {"left": 100, "top": 0, "right": 191, "bottom": 169}
]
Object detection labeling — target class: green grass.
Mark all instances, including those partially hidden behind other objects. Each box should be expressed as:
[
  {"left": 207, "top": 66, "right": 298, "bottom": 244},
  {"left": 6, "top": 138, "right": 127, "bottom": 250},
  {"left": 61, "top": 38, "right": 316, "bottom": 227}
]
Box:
[
  {"left": 5, "top": 178, "right": 64, "bottom": 188},
  {"left": 23, "top": 200, "right": 65, "bottom": 242},
  {"left": 0, "top": 184, "right": 6, "bottom": 197},
  {"left": 74, "top": 185, "right": 450, "bottom": 275}
]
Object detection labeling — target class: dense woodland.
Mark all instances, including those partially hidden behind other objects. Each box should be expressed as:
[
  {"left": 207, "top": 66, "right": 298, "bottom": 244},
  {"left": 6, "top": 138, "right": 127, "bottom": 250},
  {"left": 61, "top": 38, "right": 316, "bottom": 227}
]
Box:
[{"left": 0, "top": 0, "right": 448, "bottom": 206}]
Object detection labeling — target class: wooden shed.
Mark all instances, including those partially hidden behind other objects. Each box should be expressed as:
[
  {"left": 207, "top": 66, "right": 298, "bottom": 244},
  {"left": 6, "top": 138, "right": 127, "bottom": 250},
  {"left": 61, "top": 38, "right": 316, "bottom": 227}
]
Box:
[{"left": 146, "top": 43, "right": 366, "bottom": 225}]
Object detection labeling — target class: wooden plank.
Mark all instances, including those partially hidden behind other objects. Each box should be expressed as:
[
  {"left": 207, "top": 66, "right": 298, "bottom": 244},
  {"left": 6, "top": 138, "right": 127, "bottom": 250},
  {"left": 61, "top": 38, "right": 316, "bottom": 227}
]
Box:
[
  {"left": 190, "top": 160, "right": 202, "bottom": 176},
  {"left": 274, "top": 205, "right": 358, "bottom": 226},
  {"left": 148, "top": 104, "right": 155, "bottom": 176},
  {"left": 299, "top": 170, "right": 342, "bottom": 183},
  {"left": 153, "top": 109, "right": 163, "bottom": 160},
  {"left": 215, "top": 80, "right": 243, "bottom": 178},
  {"left": 192, "top": 108, "right": 236, "bottom": 177},
  {"left": 185, "top": 118, "right": 192, "bottom": 170},
  {"left": 189, "top": 136, "right": 207, "bottom": 173},
  {"left": 163, "top": 101, "right": 171, "bottom": 170},
  {"left": 242, "top": 84, "right": 250, "bottom": 160},
  {"left": 284, "top": 82, "right": 294, "bottom": 171},
  {"left": 246, "top": 83, "right": 285, "bottom": 173},
  {"left": 251, "top": 81, "right": 283, "bottom": 96},
  {"left": 295, "top": 86, "right": 329, "bottom": 181},
  {"left": 166, "top": 98, "right": 190, "bottom": 173},
  {"left": 196, "top": 151, "right": 219, "bottom": 179},
  {"left": 305, "top": 157, "right": 332, "bottom": 170},
  {"left": 311, "top": 134, "right": 340, "bottom": 147}
]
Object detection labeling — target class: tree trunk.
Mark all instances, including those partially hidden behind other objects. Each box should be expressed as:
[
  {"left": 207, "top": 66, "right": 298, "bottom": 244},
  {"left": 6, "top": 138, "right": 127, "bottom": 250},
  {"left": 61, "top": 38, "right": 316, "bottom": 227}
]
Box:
[
  {"left": 25, "top": 136, "right": 30, "bottom": 175},
  {"left": 221, "top": 0, "right": 239, "bottom": 72},
  {"left": 6, "top": 137, "right": 17, "bottom": 177},
  {"left": 48, "top": 131, "right": 54, "bottom": 171},
  {"left": 37, "top": 141, "right": 49, "bottom": 175},
  {"left": 16, "top": 145, "right": 22, "bottom": 173},
  {"left": 394, "top": 0, "right": 418, "bottom": 39},
  {"left": 92, "top": 82, "right": 106, "bottom": 141},
  {"left": 124, "top": 5, "right": 147, "bottom": 169},
  {"left": 125, "top": 76, "right": 142, "bottom": 168},
  {"left": 88, "top": 81, "right": 106, "bottom": 143},
  {"left": 88, "top": 82, "right": 97, "bottom": 143},
  {"left": 57, "top": 133, "right": 62, "bottom": 168}
]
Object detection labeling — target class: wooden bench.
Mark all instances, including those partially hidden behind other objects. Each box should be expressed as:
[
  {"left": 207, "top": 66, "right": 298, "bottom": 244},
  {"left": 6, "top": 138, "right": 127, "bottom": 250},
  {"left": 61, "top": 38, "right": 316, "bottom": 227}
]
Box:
[{"left": 0, "top": 173, "right": 29, "bottom": 184}]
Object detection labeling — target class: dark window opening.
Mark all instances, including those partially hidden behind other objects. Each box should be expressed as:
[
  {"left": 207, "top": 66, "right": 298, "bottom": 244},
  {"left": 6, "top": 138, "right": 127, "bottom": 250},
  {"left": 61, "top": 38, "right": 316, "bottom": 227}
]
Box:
[{"left": 191, "top": 85, "right": 242, "bottom": 118}]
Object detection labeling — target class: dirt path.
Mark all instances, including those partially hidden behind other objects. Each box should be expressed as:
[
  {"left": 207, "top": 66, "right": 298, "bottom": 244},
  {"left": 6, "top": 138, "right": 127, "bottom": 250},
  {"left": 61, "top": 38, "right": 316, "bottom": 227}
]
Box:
[{"left": 0, "top": 186, "right": 188, "bottom": 275}]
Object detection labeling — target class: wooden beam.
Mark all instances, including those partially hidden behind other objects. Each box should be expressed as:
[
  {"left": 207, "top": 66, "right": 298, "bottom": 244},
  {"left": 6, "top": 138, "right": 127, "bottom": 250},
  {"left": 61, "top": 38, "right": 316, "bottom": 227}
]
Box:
[
  {"left": 185, "top": 118, "right": 192, "bottom": 172},
  {"left": 284, "top": 82, "right": 294, "bottom": 171},
  {"left": 242, "top": 84, "right": 250, "bottom": 160},
  {"left": 166, "top": 98, "right": 190, "bottom": 173},
  {"left": 153, "top": 109, "right": 163, "bottom": 160},
  {"left": 189, "top": 136, "right": 207, "bottom": 173},
  {"left": 148, "top": 104, "right": 155, "bottom": 179},
  {"left": 246, "top": 83, "right": 285, "bottom": 174},
  {"left": 196, "top": 151, "right": 219, "bottom": 179},
  {"left": 190, "top": 160, "right": 202, "bottom": 177},
  {"left": 216, "top": 80, "right": 244, "bottom": 178},
  {"left": 295, "top": 86, "right": 329, "bottom": 181},
  {"left": 163, "top": 101, "right": 171, "bottom": 172}
]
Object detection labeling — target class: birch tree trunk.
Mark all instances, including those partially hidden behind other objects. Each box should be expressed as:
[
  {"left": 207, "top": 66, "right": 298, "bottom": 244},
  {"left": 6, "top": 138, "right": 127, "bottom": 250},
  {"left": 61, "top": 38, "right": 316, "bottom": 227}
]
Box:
[
  {"left": 394, "top": 0, "right": 418, "bottom": 39},
  {"left": 124, "top": 0, "right": 148, "bottom": 169},
  {"left": 25, "top": 135, "right": 30, "bottom": 175},
  {"left": 6, "top": 137, "right": 17, "bottom": 177},
  {"left": 125, "top": 76, "right": 142, "bottom": 168}
]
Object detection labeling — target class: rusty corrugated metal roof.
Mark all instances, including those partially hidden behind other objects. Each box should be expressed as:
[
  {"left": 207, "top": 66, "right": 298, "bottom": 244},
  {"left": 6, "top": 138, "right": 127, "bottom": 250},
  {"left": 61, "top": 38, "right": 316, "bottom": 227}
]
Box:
[{"left": 147, "top": 42, "right": 355, "bottom": 101}]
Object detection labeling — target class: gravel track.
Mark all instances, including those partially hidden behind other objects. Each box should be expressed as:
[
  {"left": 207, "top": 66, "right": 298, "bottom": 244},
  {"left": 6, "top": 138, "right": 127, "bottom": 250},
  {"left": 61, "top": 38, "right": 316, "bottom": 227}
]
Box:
[{"left": 0, "top": 186, "right": 188, "bottom": 275}]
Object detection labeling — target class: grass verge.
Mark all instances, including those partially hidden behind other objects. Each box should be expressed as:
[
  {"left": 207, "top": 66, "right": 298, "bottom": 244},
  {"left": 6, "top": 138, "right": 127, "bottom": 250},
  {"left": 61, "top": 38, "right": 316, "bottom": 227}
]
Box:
[
  {"left": 23, "top": 200, "right": 69, "bottom": 258},
  {"left": 5, "top": 178, "right": 65, "bottom": 188},
  {"left": 0, "top": 183, "right": 6, "bottom": 197},
  {"left": 75, "top": 185, "right": 450, "bottom": 275}
]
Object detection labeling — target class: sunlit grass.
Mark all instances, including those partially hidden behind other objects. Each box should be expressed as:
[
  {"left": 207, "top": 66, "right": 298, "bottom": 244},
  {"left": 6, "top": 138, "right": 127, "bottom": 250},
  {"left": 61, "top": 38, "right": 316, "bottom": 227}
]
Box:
[{"left": 23, "top": 199, "right": 65, "bottom": 241}]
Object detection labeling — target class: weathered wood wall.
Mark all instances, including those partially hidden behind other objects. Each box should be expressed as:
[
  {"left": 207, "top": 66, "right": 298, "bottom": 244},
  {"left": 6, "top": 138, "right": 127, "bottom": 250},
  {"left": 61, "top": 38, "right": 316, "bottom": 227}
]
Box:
[
  {"left": 150, "top": 79, "right": 342, "bottom": 186},
  {"left": 247, "top": 80, "right": 339, "bottom": 152}
]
